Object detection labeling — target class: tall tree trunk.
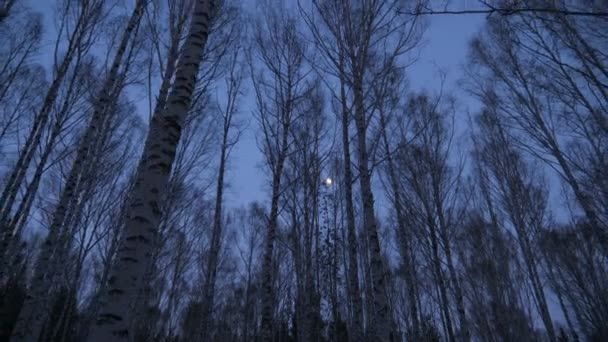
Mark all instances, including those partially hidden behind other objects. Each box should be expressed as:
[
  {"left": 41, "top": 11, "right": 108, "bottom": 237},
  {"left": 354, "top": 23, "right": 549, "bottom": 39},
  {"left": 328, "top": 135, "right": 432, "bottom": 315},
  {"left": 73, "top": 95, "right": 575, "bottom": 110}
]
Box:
[
  {"left": 434, "top": 194, "right": 470, "bottom": 342},
  {"left": 260, "top": 130, "right": 290, "bottom": 341},
  {"left": 379, "top": 113, "right": 421, "bottom": 336},
  {"left": 352, "top": 73, "right": 391, "bottom": 341},
  {"left": 200, "top": 123, "right": 229, "bottom": 340},
  {"left": 339, "top": 67, "right": 365, "bottom": 342},
  {"left": 87, "top": 1, "right": 216, "bottom": 340},
  {"left": 427, "top": 215, "right": 456, "bottom": 342}
]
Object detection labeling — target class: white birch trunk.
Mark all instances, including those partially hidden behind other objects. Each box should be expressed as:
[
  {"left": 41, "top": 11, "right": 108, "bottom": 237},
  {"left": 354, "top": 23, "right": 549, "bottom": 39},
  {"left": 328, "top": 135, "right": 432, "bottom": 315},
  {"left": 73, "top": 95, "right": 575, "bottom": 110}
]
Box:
[{"left": 87, "top": 1, "right": 216, "bottom": 340}]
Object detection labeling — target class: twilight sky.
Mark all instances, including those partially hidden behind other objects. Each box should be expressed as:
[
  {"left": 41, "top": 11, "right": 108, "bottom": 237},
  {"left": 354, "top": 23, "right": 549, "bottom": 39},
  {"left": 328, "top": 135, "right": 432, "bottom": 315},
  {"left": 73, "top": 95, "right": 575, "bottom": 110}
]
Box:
[
  {"left": 25, "top": 0, "right": 485, "bottom": 209},
  {"left": 227, "top": 11, "right": 485, "bottom": 208}
]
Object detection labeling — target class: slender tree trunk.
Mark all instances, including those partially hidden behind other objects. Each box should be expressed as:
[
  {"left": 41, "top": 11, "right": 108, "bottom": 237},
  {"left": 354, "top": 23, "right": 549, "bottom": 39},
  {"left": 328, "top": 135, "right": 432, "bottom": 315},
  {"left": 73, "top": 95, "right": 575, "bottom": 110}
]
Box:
[
  {"left": 512, "top": 213, "right": 556, "bottom": 340},
  {"left": 329, "top": 194, "right": 341, "bottom": 339},
  {"left": 434, "top": 195, "right": 470, "bottom": 342},
  {"left": 0, "top": 81, "right": 64, "bottom": 228},
  {"left": 352, "top": 73, "right": 391, "bottom": 341},
  {"left": 163, "top": 235, "right": 187, "bottom": 336},
  {"left": 260, "top": 136, "right": 289, "bottom": 341},
  {"left": 292, "top": 201, "right": 305, "bottom": 342},
  {"left": 200, "top": 126, "right": 228, "bottom": 340},
  {"left": 339, "top": 68, "right": 365, "bottom": 342},
  {"left": 87, "top": 1, "right": 216, "bottom": 340},
  {"left": 379, "top": 113, "right": 421, "bottom": 336},
  {"left": 151, "top": 15, "right": 182, "bottom": 120},
  {"left": 429, "top": 218, "right": 456, "bottom": 342}
]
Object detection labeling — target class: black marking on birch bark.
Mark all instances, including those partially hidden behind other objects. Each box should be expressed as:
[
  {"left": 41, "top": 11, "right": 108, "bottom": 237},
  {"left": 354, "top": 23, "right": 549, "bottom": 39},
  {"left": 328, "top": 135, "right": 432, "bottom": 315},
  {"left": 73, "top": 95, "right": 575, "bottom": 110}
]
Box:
[
  {"left": 167, "top": 133, "right": 180, "bottom": 143},
  {"left": 146, "top": 164, "right": 160, "bottom": 171},
  {"left": 103, "top": 311, "right": 126, "bottom": 323},
  {"left": 132, "top": 215, "right": 151, "bottom": 223},
  {"left": 165, "top": 116, "right": 181, "bottom": 131},
  {"left": 195, "top": 11, "right": 209, "bottom": 20},
  {"left": 161, "top": 149, "right": 175, "bottom": 158},
  {"left": 108, "top": 288, "right": 125, "bottom": 296},
  {"left": 156, "top": 162, "right": 171, "bottom": 173},
  {"left": 113, "top": 329, "right": 129, "bottom": 337},
  {"left": 120, "top": 256, "right": 138, "bottom": 263},
  {"left": 149, "top": 201, "right": 161, "bottom": 215},
  {"left": 126, "top": 234, "right": 150, "bottom": 243}
]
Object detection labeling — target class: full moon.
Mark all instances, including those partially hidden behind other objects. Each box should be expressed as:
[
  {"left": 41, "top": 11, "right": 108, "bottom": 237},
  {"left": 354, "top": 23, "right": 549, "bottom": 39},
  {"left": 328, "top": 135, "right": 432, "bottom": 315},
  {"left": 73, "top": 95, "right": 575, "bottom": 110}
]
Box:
[{"left": 324, "top": 177, "right": 333, "bottom": 186}]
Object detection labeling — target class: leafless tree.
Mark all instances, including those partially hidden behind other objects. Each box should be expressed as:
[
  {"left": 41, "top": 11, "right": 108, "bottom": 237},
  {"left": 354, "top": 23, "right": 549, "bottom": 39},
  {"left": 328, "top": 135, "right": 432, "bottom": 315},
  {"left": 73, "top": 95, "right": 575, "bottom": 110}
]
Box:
[
  {"left": 467, "top": 8, "right": 608, "bottom": 252},
  {"left": 249, "top": 1, "right": 313, "bottom": 338},
  {"left": 473, "top": 107, "right": 557, "bottom": 340},
  {"left": 300, "top": 1, "right": 423, "bottom": 339},
  {"left": 200, "top": 38, "right": 245, "bottom": 340},
  {"left": 0, "top": 0, "right": 104, "bottom": 259}
]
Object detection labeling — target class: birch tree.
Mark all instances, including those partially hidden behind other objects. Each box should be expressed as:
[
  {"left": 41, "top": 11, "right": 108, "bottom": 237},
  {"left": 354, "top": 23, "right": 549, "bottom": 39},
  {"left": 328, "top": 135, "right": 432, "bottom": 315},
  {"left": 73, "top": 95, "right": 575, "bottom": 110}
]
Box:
[
  {"left": 467, "top": 9, "right": 608, "bottom": 251},
  {"left": 200, "top": 44, "right": 245, "bottom": 340},
  {"left": 301, "top": 1, "right": 423, "bottom": 339},
  {"left": 249, "top": 3, "right": 311, "bottom": 338},
  {"left": 87, "top": 0, "right": 217, "bottom": 340},
  {"left": 375, "top": 67, "right": 424, "bottom": 339},
  {"left": 0, "top": 0, "right": 103, "bottom": 254},
  {"left": 0, "top": 6, "right": 42, "bottom": 146},
  {"left": 474, "top": 107, "right": 557, "bottom": 340},
  {"left": 9, "top": 2, "right": 148, "bottom": 340}
]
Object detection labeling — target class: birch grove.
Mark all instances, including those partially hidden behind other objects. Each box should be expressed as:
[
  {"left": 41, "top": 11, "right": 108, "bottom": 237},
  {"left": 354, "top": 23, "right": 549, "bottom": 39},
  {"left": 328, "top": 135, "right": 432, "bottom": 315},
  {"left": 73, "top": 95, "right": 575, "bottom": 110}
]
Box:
[{"left": 0, "top": 0, "right": 606, "bottom": 341}]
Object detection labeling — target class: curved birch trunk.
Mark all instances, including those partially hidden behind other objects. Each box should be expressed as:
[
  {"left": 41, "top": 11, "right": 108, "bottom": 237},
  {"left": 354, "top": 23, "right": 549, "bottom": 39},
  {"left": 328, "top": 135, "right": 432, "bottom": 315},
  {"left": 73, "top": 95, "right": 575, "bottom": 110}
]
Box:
[{"left": 87, "top": 1, "right": 216, "bottom": 340}]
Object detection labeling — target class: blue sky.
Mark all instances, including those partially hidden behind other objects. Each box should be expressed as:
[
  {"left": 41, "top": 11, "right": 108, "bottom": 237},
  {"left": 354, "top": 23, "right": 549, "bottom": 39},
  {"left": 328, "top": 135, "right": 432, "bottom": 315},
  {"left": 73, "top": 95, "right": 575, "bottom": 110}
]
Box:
[
  {"left": 24, "top": 0, "right": 485, "bottom": 208},
  {"left": 228, "top": 12, "right": 485, "bottom": 207}
]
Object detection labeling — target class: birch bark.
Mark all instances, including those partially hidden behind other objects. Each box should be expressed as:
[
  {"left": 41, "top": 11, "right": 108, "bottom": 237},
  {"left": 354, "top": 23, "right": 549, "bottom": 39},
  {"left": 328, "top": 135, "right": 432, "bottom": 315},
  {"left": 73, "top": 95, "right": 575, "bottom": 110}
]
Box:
[{"left": 87, "top": 0, "right": 216, "bottom": 340}]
